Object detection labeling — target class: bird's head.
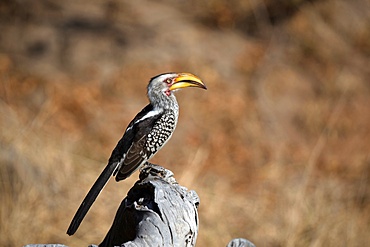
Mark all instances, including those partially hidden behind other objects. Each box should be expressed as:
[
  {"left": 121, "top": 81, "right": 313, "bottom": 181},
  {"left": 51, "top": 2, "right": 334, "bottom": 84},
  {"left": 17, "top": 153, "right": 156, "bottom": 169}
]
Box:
[{"left": 147, "top": 72, "right": 207, "bottom": 109}]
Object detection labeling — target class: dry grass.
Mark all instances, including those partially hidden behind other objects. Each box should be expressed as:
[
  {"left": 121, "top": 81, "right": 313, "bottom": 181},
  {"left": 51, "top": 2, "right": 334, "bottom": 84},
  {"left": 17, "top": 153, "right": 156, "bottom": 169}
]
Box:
[{"left": 1, "top": 0, "right": 370, "bottom": 246}]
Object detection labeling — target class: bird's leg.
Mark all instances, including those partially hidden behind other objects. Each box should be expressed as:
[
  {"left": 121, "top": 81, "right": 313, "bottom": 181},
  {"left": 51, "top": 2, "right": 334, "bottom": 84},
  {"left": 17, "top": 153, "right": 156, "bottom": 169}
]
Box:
[
  {"left": 139, "top": 162, "right": 173, "bottom": 180},
  {"left": 140, "top": 162, "right": 165, "bottom": 175}
]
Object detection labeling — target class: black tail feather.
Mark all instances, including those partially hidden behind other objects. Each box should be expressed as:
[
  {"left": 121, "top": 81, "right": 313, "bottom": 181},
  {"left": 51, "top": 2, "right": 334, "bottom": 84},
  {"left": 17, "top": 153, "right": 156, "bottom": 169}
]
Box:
[{"left": 67, "top": 162, "right": 117, "bottom": 235}]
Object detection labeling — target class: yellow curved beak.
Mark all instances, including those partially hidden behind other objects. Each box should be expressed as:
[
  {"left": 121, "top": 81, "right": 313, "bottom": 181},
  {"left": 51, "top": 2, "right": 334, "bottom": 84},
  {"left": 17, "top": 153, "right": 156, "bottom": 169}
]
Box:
[{"left": 169, "top": 73, "right": 207, "bottom": 91}]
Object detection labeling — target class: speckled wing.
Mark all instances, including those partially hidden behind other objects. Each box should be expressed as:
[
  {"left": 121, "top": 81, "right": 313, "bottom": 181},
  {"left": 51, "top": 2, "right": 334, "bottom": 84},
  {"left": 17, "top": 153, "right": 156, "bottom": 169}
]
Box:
[
  {"left": 114, "top": 106, "right": 163, "bottom": 181},
  {"left": 114, "top": 133, "right": 149, "bottom": 181},
  {"left": 115, "top": 110, "right": 177, "bottom": 181}
]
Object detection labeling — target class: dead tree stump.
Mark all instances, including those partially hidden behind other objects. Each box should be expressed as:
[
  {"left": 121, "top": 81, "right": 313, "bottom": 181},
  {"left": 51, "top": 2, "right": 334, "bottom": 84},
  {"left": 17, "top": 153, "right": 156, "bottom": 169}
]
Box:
[{"left": 99, "top": 163, "right": 200, "bottom": 247}]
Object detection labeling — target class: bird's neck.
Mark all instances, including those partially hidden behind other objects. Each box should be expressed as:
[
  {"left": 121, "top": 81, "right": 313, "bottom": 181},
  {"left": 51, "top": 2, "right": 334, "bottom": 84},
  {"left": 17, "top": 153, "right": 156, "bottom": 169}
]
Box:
[{"left": 149, "top": 92, "right": 179, "bottom": 112}]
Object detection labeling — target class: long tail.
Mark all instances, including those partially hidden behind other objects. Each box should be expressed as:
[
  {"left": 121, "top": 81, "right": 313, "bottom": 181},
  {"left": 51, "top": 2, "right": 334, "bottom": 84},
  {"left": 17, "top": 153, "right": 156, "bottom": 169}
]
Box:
[{"left": 67, "top": 162, "right": 117, "bottom": 235}]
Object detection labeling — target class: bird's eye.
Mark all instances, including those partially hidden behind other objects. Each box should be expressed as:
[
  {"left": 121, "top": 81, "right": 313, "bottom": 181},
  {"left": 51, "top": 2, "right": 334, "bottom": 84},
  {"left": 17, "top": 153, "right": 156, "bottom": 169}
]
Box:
[{"left": 165, "top": 78, "right": 172, "bottom": 84}]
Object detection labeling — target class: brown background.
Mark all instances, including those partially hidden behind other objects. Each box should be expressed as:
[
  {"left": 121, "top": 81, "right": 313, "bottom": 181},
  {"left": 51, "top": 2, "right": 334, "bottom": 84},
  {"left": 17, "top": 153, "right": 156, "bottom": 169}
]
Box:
[{"left": 1, "top": 0, "right": 369, "bottom": 246}]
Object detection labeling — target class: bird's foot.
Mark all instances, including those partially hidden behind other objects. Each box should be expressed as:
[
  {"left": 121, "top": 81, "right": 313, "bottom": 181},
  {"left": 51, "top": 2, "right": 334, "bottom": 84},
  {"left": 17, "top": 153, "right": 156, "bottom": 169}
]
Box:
[{"left": 139, "top": 162, "right": 175, "bottom": 182}]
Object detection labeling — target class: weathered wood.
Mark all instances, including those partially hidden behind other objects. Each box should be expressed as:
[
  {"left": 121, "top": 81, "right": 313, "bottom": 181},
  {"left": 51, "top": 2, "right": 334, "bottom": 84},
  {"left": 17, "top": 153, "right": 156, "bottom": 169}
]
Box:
[
  {"left": 99, "top": 163, "right": 200, "bottom": 247},
  {"left": 227, "top": 238, "right": 256, "bottom": 247}
]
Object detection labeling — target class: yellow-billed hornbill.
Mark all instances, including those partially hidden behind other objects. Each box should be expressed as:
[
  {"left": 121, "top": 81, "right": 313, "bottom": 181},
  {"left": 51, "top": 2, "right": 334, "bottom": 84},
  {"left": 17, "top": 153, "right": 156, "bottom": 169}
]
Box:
[{"left": 67, "top": 72, "right": 206, "bottom": 235}]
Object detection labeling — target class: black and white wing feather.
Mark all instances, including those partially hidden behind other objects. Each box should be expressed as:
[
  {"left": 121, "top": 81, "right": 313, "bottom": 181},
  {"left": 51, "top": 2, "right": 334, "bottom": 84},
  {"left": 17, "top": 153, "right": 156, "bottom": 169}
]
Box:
[{"left": 113, "top": 105, "right": 164, "bottom": 181}]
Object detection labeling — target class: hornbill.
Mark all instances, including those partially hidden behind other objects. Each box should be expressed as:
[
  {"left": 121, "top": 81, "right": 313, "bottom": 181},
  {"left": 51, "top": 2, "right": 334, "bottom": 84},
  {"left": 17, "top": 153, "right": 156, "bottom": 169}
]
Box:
[{"left": 67, "top": 72, "right": 206, "bottom": 235}]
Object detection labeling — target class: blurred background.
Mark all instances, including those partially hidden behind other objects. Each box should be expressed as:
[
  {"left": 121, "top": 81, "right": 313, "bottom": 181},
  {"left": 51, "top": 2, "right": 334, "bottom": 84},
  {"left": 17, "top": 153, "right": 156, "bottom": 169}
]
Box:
[{"left": 1, "top": 0, "right": 369, "bottom": 246}]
